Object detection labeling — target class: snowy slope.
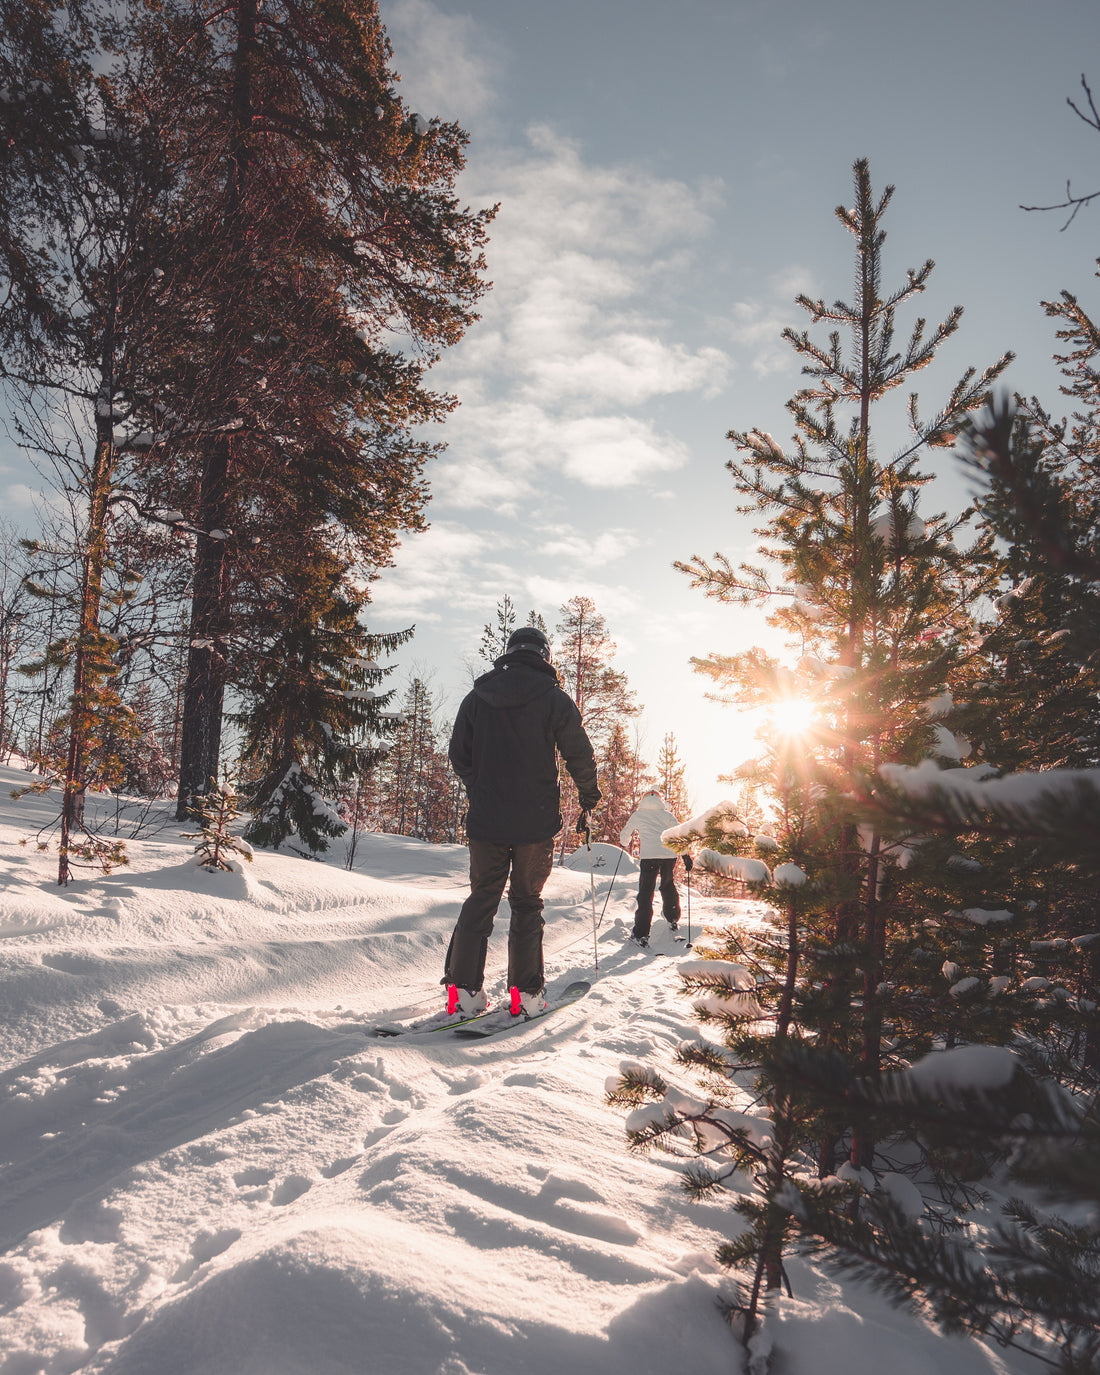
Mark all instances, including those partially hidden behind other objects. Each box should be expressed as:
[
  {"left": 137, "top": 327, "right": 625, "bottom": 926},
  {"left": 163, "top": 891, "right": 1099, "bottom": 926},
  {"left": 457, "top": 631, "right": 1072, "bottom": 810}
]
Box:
[{"left": 0, "top": 765, "right": 1017, "bottom": 1375}]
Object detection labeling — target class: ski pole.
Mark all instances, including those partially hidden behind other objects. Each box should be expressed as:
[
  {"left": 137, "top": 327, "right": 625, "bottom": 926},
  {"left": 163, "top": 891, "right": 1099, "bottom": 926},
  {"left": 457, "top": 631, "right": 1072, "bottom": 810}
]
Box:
[
  {"left": 596, "top": 845, "right": 625, "bottom": 931},
  {"left": 577, "top": 810, "right": 598, "bottom": 971},
  {"left": 683, "top": 852, "right": 694, "bottom": 949}
]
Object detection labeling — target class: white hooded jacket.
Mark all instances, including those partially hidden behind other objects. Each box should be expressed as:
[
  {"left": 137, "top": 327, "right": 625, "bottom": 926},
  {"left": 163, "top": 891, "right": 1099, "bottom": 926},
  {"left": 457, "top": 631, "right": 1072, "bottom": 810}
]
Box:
[{"left": 620, "top": 792, "right": 680, "bottom": 860}]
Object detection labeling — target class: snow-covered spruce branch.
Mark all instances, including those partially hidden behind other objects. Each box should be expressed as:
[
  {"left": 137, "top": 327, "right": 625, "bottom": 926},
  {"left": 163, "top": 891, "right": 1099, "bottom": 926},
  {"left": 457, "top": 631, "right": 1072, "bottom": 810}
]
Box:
[
  {"left": 797, "top": 1190, "right": 1099, "bottom": 1372},
  {"left": 862, "top": 762, "right": 1100, "bottom": 856},
  {"left": 678, "top": 963, "right": 767, "bottom": 1028},
  {"left": 792, "top": 1193, "right": 1026, "bottom": 1347},
  {"left": 608, "top": 1065, "right": 773, "bottom": 1165},
  {"left": 763, "top": 1040, "right": 1082, "bottom": 1142}
]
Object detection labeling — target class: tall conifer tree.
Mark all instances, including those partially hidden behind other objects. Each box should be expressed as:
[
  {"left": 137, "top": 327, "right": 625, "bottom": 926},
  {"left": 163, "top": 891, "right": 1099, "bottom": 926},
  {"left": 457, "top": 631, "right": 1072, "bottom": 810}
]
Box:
[
  {"left": 139, "top": 0, "right": 493, "bottom": 817},
  {"left": 554, "top": 595, "right": 638, "bottom": 850},
  {"left": 664, "top": 160, "right": 1014, "bottom": 1321}
]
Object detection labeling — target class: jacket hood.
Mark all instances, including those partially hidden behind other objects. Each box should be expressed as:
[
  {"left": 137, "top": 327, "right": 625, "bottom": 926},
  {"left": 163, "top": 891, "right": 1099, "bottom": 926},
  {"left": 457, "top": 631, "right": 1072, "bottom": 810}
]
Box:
[
  {"left": 637, "top": 792, "right": 666, "bottom": 809},
  {"left": 474, "top": 651, "right": 560, "bottom": 709}
]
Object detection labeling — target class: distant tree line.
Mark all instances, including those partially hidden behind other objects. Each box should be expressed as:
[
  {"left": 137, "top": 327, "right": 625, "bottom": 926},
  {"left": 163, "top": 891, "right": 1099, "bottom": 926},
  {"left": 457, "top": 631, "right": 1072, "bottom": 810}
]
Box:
[{"left": 0, "top": 536, "right": 693, "bottom": 862}]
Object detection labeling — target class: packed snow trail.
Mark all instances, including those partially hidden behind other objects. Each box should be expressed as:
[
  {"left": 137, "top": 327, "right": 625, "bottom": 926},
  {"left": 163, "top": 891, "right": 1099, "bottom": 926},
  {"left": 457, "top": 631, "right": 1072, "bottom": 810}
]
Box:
[{"left": 0, "top": 766, "right": 1019, "bottom": 1375}]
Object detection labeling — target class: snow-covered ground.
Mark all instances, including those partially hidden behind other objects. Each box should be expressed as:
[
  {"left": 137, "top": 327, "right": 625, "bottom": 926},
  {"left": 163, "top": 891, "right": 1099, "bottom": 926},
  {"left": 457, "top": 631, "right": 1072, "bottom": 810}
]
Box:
[{"left": 0, "top": 764, "right": 1020, "bottom": 1375}]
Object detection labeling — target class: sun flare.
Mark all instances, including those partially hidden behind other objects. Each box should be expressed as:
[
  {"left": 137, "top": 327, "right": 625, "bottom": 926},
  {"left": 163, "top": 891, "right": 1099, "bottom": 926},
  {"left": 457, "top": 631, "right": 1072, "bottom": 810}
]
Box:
[{"left": 767, "top": 696, "right": 817, "bottom": 738}]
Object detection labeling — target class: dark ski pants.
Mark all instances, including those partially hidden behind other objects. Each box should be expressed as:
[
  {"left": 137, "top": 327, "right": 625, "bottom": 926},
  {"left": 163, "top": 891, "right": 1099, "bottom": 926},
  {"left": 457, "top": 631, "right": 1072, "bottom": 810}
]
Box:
[
  {"left": 445, "top": 837, "right": 555, "bottom": 995},
  {"left": 632, "top": 858, "right": 681, "bottom": 939}
]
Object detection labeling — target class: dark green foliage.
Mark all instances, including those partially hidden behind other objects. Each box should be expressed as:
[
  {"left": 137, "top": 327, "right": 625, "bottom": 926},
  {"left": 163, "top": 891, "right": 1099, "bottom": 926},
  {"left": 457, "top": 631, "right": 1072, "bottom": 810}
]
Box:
[
  {"left": 371, "top": 676, "right": 460, "bottom": 842},
  {"left": 611, "top": 159, "right": 1100, "bottom": 1366},
  {"left": 236, "top": 548, "right": 410, "bottom": 854}
]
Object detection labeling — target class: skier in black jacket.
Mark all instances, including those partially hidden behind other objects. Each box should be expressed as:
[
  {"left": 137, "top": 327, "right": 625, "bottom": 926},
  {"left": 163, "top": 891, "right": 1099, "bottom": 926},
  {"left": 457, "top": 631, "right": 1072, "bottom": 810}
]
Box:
[{"left": 444, "top": 625, "right": 600, "bottom": 1020}]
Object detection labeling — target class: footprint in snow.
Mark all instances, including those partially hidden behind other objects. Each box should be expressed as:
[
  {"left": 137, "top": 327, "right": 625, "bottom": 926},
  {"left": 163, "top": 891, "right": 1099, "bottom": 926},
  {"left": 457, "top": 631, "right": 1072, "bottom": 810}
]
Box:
[
  {"left": 58, "top": 1200, "right": 125, "bottom": 1246},
  {"left": 271, "top": 1175, "right": 312, "bottom": 1207},
  {"left": 233, "top": 1167, "right": 274, "bottom": 1188},
  {"left": 171, "top": 1227, "right": 241, "bottom": 1283},
  {"left": 40, "top": 951, "right": 99, "bottom": 974},
  {"left": 321, "top": 1156, "right": 359, "bottom": 1178},
  {"left": 348, "top": 1072, "right": 387, "bottom": 1094},
  {"left": 447, "top": 1070, "right": 485, "bottom": 1095}
]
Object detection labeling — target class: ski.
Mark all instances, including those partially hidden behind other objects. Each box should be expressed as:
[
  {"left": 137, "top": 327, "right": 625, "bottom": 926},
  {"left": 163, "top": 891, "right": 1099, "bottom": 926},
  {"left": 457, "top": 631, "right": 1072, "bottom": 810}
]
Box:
[
  {"left": 370, "top": 1003, "right": 497, "bottom": 1038},
  {"left": 451, "top": 980, "right": 591, "bottom": 1039}
]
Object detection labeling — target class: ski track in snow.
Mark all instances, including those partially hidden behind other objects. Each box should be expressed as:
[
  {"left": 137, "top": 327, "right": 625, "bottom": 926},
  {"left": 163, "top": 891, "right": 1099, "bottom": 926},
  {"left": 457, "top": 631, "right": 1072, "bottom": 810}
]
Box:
[{"left": 0, "top": 766, "right": 1019, "bottom": 1375}]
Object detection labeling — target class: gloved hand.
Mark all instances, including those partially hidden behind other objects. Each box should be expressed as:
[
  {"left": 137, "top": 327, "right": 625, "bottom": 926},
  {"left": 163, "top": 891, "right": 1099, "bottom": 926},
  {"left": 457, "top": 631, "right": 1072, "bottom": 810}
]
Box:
[
  {"left": 575, "top": 810, "right": 590, "bottom": 837},
  {"left": 682, "top": 853, "right": 694, "bottom": 872}
]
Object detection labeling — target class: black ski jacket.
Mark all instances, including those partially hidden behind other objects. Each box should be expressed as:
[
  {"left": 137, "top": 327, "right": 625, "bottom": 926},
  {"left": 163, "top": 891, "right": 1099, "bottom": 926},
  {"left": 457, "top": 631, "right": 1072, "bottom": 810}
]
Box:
[{"left": 449, "top": 649, "right": 600, "bottom": 844}]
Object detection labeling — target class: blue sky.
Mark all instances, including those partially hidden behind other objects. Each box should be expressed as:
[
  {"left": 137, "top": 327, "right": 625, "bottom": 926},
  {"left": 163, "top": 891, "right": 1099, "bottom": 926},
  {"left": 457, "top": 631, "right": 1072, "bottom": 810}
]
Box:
[
  {"left": 363, "top": 0, "right": 1100, "bottom": 805},
  {"left": 3, "top": 0, "right": 1099, "bottom": 808}
]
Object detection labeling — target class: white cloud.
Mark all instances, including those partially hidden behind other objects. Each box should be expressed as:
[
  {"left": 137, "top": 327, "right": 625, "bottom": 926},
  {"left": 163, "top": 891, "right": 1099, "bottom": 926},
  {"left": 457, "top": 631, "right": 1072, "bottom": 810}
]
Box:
[
  {"left": 368, "top": 522, "right": 494, "bottom": 622},
  {"left": 380, "top": 0, "right": 498, "bottom": 124},
  {"left": 538, "top": 527, "right": 639, "bottom": 569},
  {"left": 557, "top": 414, "right": 688, "bottom": 487},
  {"left": 433, "top": 398, "right": 690, "bottom": 501},
  {"left": 431, "top": 453, "right": 535, "bottom": 513},
  {"left": 524, "top": 575, "right": 639, "bottom": 624},
  {"left": 2, "top": 483, "right": 42, "bottom": 513},
  {"left": 369, "top": 126, "right": 736, "bottom": 668},
  {"left": 468, "top": 128, "right": 727, "bottom": 410},
  {"left": 426, "top": 128, "right": 729, "bottom": 507},
  {"left": 528, "top": 335, "right": 728, "bottom": 407},
  {"left": 723, "top": 265, "right": 818, "bottom": 377}
]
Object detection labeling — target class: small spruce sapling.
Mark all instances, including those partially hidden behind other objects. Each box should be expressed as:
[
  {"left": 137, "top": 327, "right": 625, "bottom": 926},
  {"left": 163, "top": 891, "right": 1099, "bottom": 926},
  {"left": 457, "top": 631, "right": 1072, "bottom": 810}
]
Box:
[{"left": 185, "top": 775, "right": 253, "bottom": 871}]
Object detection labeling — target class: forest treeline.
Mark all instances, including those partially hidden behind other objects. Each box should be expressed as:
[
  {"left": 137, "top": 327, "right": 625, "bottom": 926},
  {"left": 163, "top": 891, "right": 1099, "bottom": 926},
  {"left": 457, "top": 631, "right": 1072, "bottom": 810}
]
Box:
[
  {"left": 0, "top": 528, "right": 691, "bottom": 861},
  {"left": 0, "top": 0, "right": 493, "bottom": 879}
]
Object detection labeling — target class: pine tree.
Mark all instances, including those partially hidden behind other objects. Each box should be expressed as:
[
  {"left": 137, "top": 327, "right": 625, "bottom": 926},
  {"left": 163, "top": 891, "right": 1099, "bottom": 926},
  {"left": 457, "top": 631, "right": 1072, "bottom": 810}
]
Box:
[
  {"left": 949, "top": 271, "right": 1100, "bottom": 1073},
  {"left": 478, "top": 597, "right": 551, "bottom": 664},
  {"left": 144, "top": 0, "right": 494, "bottom": 819},
  {"left": 184, "top": 775, "right": 253, "bottom": 871},
  {"left": 679, "top": 157, "right": 1011, "bottom": 1155},
  {"left": 594, "top": 720, "right": 639, "bottom": 844},
  {"left": 656, "top": 731, "right": 691, "bottom": 819},
  {"left": 236, "top": 547, "right": 409, "bottom": 854},
  {"left": 650, "top": 160, "right": 1016, "bottom": 1333},
  {"left": 554, "top": 595, "right": 638, "bottom": 852},
  {"left": 373, "top": 677, "right": 457, "bottom": 842},
  {"left": 478, "top": 595, "right": 516, "bottom": 664},
  {"left": 0, "top": 522, "right": 34, "bottom": 760}
]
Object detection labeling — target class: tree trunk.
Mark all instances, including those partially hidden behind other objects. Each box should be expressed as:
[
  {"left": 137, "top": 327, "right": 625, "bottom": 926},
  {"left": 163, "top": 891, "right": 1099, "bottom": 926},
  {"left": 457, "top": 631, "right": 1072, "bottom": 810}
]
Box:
[
  {"left": 176, "top": 0, "right": 257, "bottom": 818},
  {"left": 59, "top": 429, "right": 114, "bottom": 882},
  {"left": 851, "top": 833, "right": 884, "bottom": 1170},
  {"left": 176, "top": 439, "right": 230, "bottom": 818}
]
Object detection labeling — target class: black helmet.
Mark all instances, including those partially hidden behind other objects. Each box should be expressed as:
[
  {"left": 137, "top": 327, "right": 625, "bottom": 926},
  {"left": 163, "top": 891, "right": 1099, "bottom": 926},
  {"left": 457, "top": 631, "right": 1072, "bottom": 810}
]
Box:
[{"left": 506, "top": 626, "right": 551, "bottom": 661}]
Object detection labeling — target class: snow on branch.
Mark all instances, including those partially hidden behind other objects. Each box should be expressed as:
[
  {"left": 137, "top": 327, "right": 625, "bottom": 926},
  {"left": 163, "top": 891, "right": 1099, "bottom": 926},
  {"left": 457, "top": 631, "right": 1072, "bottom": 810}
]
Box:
[{"left": 873, "top": 759, "right": 1100, "bottom": 841}]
